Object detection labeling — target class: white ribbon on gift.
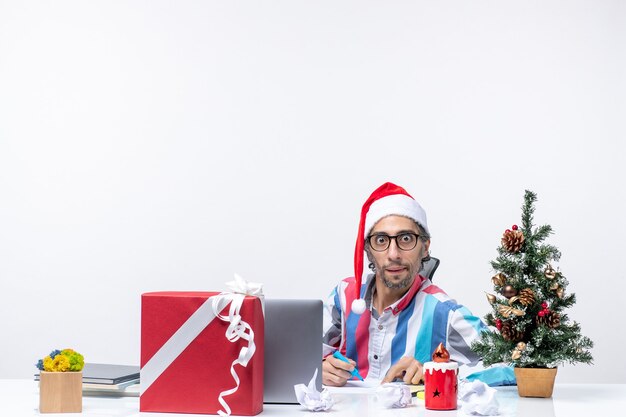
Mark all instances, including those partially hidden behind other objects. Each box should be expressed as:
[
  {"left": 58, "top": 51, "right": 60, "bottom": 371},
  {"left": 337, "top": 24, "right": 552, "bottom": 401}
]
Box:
[
  {"left": 211, "top": 274, "right": 263, "bottom": 417},
  {"left": 225, "top": 273, "right": 264, "bottom": 299},
  {"left": 140, "top": 274, "right": 263, "bottom": 417}
]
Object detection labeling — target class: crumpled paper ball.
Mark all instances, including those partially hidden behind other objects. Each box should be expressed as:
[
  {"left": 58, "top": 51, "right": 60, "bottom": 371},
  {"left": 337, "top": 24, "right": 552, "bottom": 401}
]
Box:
[
  {"left": 294, "top": 369, "right": 334, "bottom": 411},
  {"left": 376, "top": 383, "right": 412, "bottom": 408},
  {"left": 458, "top": 379, "right": 500, "bottom": 416}
]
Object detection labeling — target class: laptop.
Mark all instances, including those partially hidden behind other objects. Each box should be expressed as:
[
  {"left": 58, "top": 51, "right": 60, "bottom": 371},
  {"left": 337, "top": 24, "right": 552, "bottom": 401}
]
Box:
[{"left": 263, "top": 299, "right": 323, "bottom": 404}]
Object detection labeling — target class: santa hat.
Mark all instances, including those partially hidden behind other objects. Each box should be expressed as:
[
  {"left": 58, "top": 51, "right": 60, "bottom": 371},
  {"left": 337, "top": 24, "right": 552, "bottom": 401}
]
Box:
[{"left": 351, "top": 182, "right": 429, "bottom": 314}]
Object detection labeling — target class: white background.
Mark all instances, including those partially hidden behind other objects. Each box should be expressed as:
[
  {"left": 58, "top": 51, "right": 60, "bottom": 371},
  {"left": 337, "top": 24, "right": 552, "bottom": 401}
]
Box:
[{"left": 1, "top": 1, "right": 624, "bottom": 383}]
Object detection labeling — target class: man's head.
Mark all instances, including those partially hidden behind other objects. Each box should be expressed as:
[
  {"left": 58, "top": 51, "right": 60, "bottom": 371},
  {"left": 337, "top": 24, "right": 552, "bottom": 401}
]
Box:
[
  {"left": 352, "top": 182, "right": 430, "bottom": 314},
  {"left": 365, "top": 215, "right": 430, "bottom": 290}
]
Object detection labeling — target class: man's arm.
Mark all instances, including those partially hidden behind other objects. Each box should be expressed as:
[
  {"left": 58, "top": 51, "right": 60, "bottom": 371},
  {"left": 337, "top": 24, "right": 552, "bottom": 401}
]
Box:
[
  {"left": 383, "top": 303, "right": 485, "bottom": 384},
  {"left": 446, "top": 305, "right": 486, "bottom": 366},
  {"left": 322, "top": 286, "right": 357, "bottom": 386},
  {"left": 322, "top": 286, "right": 343, "bottom": 356}
]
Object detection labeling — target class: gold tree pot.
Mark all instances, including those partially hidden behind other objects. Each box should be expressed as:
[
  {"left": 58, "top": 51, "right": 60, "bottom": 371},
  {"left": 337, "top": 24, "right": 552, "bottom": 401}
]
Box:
[{"left": 514, "top": 367, "right": 557, "bottom": 398}]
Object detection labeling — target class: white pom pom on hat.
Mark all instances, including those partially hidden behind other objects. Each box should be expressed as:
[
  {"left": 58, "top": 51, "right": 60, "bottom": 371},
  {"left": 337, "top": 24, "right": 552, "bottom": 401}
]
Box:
[
  {"left": 351, "top": 298, "right": 367, "bottom": 315},
  {"left": 351, "top": 182, "right": 429, "bottom": 315}
]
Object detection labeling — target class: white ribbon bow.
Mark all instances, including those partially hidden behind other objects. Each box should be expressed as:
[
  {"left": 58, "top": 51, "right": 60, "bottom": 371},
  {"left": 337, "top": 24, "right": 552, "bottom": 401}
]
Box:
[
  {"left": 225, "top": 273, "right": 264, "bottom": 297},
  {"left": 212, "top": 274, "right": 264, "bottom": 417}
]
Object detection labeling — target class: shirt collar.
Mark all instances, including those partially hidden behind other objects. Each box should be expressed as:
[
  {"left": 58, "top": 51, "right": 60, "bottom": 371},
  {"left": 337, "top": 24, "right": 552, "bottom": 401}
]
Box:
[{"left": 365, "top": 273, "right": 427, "bottom": 316}]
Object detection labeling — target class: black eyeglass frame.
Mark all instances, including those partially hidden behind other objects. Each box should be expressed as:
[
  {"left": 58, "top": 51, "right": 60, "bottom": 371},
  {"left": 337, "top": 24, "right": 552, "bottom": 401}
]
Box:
[{"left": 366, "top": 232, "right": 421, "bottom": 252}]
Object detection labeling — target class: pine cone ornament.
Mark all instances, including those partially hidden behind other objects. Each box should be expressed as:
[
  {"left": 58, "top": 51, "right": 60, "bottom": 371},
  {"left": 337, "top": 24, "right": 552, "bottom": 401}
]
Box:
[
  {"left": 547, "top": 312, "right": 561, "bottom": 328},
  {"left": 537, "top": 311, "right": 561, "bottom": 328},
  {"left": 500, "top": 321, "right": 524, "bottom": 341},
  {"left": 501, "top": 229, "right": 525, "bottom": 253},
  {"left": 518, "top": 288, "right": 535, "bottom": 306}
]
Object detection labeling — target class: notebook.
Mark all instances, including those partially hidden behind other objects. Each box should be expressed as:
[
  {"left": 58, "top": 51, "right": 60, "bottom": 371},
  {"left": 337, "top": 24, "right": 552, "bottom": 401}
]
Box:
[
  {"left": 35, "top": 363, "right": 139, "bottom": 385},
  {"left": 263, "top": 298, "right": 323, "bottom": 404}
]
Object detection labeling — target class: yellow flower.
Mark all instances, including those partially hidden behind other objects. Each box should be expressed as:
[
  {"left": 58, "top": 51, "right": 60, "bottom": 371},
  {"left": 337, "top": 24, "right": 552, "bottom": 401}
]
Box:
[
  {"left": 42, "top": 356, "right": 54, "bottom": 372},
  {"left": 51, "top": 354, "right": 70, "bottom": 372},
  {"left": 37, "top": 348, "right": 85, "bottom": 372}
]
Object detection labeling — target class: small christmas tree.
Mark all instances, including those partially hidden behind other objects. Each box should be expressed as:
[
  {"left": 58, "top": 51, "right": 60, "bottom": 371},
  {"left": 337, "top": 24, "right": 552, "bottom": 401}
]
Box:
[{"left": 472, "top": 190, "right": 593, "bottom": 368}]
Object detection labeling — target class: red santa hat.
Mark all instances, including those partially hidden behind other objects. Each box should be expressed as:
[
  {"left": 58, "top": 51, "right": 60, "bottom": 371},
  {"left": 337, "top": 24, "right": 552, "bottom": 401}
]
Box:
[{"left": 351, "top": 182, "right": 429, "bottom": 315}]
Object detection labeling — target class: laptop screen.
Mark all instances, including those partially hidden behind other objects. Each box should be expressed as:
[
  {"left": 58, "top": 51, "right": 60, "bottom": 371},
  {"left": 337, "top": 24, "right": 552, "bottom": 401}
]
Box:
[{"left": 263, "top": 299, "right": 323, "bottom": 404}]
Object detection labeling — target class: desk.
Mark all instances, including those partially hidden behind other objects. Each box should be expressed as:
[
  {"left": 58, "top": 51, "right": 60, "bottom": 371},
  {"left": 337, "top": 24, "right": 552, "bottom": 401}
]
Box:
[{"left": 1, "top": 380, "right": 624, "bottom": 416}]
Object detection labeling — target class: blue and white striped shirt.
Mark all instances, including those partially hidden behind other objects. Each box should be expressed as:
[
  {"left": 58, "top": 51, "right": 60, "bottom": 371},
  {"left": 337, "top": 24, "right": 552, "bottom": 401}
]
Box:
[{"left": 323, "top": 273, "right": 485, "bottom": 380}]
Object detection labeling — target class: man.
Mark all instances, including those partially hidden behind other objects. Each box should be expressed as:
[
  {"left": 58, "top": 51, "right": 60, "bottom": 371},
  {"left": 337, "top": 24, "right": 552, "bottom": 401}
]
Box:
[{"left": 322, "top": 182, "right": 485, "bottom": 386}]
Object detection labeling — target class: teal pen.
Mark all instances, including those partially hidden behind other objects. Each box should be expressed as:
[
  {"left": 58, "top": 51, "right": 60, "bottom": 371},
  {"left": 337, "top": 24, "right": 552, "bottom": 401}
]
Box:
[{"left": 332, "top": 351, "right": 365, "bottom": 381}]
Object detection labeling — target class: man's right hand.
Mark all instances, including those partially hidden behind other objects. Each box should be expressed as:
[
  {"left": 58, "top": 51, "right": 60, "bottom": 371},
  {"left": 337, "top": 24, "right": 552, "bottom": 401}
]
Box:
[
  {"left": 322, "top": 355, "right": 356, "bottom": 386},
  {"left": 381, "top": 356, "right": 424, "bottom": 384}
]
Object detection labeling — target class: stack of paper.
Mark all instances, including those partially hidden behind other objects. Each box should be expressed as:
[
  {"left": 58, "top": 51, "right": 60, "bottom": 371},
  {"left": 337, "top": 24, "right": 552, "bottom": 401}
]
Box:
[{"left": 36, "top": 363, "right": 140, "bottom": 397}]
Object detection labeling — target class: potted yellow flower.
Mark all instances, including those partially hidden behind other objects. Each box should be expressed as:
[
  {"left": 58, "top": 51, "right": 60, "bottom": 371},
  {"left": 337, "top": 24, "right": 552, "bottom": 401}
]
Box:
[{"left": 36, "top": 349, "right": 85, "bottom": 413}]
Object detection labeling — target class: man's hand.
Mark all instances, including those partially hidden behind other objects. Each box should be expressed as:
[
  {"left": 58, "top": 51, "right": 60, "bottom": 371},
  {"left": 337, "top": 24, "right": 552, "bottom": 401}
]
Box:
[
  {"left": 322, "top": 355, "right": 357, "bottom": 387},
  {"left": 382, "top": 356, "right": 423, "bottom": 384}
]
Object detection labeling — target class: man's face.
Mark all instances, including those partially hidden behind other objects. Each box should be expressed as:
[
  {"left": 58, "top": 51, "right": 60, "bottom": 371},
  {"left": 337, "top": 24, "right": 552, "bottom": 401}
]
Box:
[{"left": 367, "top": 215, "right": 430, "bottom": 290}]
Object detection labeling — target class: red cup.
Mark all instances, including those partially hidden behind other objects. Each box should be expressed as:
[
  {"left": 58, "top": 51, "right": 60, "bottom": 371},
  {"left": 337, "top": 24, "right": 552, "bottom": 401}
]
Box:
[{"left": 423, "top": 361, "right": 458, "bottom": 410}]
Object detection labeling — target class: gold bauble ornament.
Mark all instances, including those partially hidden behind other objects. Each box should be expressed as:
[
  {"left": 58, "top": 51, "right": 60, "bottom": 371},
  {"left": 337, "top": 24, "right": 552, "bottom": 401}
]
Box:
[
  {"left": 516, "top": 342, "right": 527, "bottom": 351},
  {"left": 556, "top": 287, "right": 564, "bottom": 299},
  {"left": 492, "top": 273, "right": 507, "bottom": 287},
  {"left": 550, "top": 282, "right": 559, "bottom": 290},
  {"left": 502, "top": 285, "right": 518, "bottom": 298},
  {"left": 486, "top": 293, "right": 497, "bottom": 304},
  {"left": 544, "top": 264, "right": 557, "bottom": 279},
  {"left": 511, "top": 349, "right": 521, "bottom": 360}
]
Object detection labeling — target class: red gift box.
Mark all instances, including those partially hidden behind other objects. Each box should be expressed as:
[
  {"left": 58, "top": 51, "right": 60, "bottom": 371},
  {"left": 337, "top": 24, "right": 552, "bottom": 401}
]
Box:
[{"left": 140, "top": 291, "right": 264, "bottom": 415}]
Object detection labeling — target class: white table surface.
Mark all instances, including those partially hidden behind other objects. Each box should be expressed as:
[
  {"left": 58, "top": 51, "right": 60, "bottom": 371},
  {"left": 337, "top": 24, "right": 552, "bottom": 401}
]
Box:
[{"left": 1, "top": 379, "right": 625, "bottom": 416}]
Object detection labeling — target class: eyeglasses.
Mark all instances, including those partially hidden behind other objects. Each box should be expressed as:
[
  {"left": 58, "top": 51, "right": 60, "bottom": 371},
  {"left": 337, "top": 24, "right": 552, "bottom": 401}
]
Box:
[{"left": 367, "top": 232, "right": 420, "bottom": 252}]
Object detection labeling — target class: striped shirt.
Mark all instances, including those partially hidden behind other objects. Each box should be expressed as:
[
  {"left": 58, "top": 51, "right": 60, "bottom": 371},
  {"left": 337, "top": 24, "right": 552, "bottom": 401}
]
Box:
[{"left": 323, "top": 273, "right": 485, "bottom": 380}]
